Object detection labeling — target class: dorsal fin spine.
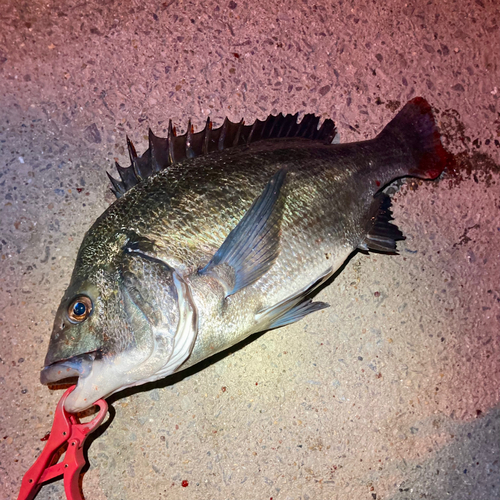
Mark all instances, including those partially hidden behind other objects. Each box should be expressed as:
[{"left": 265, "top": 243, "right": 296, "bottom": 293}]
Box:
[
  {"left": 168, "top": 120, "right": 175, "bottom": 164},
  {"left": 233, "top": 119, "right": 244, "bottom": 146},
  {"left": 186, "top": 119, "right": 195, "bottom": 158},
  {"left": 202, "top": 118, "right": 211, "bottom": 155},
  {"left": 148, "top": 129, "right": 159, "bottom": 173},
  {"left": 218, "top": 118, "right": 229, "bottom": 152},
  {"left": 126, "top": 136, "right": 137, "bottom": 161},
  {"left": 107, "top": 170, "right": 125, "bottom": 198}
]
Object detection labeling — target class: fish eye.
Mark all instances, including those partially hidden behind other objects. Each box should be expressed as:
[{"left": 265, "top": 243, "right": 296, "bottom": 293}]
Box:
[{"left": 67, "top": 296, "right": 93, "bottom": 323}]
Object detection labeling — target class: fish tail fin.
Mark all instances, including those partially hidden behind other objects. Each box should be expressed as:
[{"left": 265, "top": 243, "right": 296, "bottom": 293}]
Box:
[{"left": 378, "top": 97, "right": 450, "bottom": 180}]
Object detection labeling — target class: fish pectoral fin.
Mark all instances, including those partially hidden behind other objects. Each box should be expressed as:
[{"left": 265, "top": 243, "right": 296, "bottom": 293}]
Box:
[
  {"left": 255, "top": 267, "right": 332, "bottom": 330},
  {"left": 360, "top": 193, "right": 405, "bottom": 253},
  {"left": 200, "top": 168, "right": 288, "bottom": 296}
]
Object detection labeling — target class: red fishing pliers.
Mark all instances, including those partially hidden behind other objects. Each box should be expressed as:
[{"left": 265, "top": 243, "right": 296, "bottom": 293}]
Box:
[{"left": 17, "top": 386, "right": 108, "bottom": 500}]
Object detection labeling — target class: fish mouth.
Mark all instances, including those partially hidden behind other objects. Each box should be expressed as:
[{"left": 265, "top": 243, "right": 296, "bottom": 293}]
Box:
[
  {"left": 40, "top": 350, "right": 111, "bottom": 412},
  {"left": 40, "top": 352, "right": 97, "bottom": 386}
]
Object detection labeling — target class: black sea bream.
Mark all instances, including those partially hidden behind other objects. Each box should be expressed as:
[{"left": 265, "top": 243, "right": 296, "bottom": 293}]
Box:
[{"left": 40, "top": 97, "right": 448, "bottom": 412}]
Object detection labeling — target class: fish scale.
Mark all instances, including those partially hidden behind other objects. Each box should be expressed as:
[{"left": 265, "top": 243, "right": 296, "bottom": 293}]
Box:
[{"left": 40, "top": 97, "right": 450, "bottom": 412}]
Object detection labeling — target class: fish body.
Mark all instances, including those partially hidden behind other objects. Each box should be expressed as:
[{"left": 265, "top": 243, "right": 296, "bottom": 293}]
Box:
[{"left": 41, "top": 98, "right": 448, "bottom": 412}]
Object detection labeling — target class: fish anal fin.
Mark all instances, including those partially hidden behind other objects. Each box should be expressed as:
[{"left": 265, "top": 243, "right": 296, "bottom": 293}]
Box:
[
  {"left": 255, "top": 267, "right": 332, "bottom": 330},
  {"left": 200, "top": 168, "right": 288, "bottom": 296},
  {"left": 360, "top": 193, "right": 404, "bottom": 253}
]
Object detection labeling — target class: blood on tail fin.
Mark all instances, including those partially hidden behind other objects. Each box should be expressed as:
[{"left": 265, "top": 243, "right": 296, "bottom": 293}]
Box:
[{"left": 378, "top": 97, "right": 450, "bottom": 180}]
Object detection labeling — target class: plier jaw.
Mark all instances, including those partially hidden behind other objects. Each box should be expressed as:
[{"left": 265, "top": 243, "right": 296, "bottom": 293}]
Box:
[{"left": 17, "top": 385, "right": 108, "bottom": 500}]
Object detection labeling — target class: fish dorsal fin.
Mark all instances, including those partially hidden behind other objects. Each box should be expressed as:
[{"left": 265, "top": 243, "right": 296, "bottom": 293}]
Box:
[
  {"left": 108, "top": 113, "right": 336, "bottom": 198},
  {"left": 359, "top": 193, "right": 405, "bottom": 253},
  {"left": 199, "top": 168, "right": 288, "bottom": 297}
]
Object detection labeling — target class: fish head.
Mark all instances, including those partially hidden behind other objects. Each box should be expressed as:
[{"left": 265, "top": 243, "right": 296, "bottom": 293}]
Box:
[{"left": 41, "top": 234, "right": 197, "bottom": 412}]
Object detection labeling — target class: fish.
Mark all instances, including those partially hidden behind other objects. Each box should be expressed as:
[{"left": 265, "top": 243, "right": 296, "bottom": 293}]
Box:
[{"left": 40, "top": 97, "right": 449, "bottom": 412}]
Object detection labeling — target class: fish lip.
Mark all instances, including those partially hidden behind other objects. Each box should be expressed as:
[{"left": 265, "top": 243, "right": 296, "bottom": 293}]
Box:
[{"left": 40, "top": 351, "right": 98, "bottom": 385}]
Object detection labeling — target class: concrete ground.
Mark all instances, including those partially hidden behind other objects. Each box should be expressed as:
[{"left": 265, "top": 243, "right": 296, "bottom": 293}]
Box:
[{"left": 1, "top": 0, "right": 499, "bottom": 499}]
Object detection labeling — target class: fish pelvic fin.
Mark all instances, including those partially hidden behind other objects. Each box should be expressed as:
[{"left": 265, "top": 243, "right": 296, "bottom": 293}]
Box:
[
  {"left": 360, "top": 193, "right": 405, "bottom": 253},
  {"left": 378, "top": 97, "right": 451, "bottom": 180},
  {"left": 199, "top": 168, "right": 288, "bottom": 296},
  {"left": 108, "top": 113, "right": 336, "bottom": 199},
  {"left": 265, "top": 299, "right": 330, "bottom": 329},
  {"left": 255, "top": 267, "right": 332, "bottom": 330}
]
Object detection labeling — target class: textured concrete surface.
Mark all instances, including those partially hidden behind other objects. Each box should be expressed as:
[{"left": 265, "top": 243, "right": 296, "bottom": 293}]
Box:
[{"left": 1, "top": 0, "right": 499, "bottom": 499}]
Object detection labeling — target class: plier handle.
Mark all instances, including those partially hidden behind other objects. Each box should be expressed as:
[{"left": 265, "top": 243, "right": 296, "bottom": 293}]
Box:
[{"left": 17, "top": 386, "right": 108, "bottom": 500}]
